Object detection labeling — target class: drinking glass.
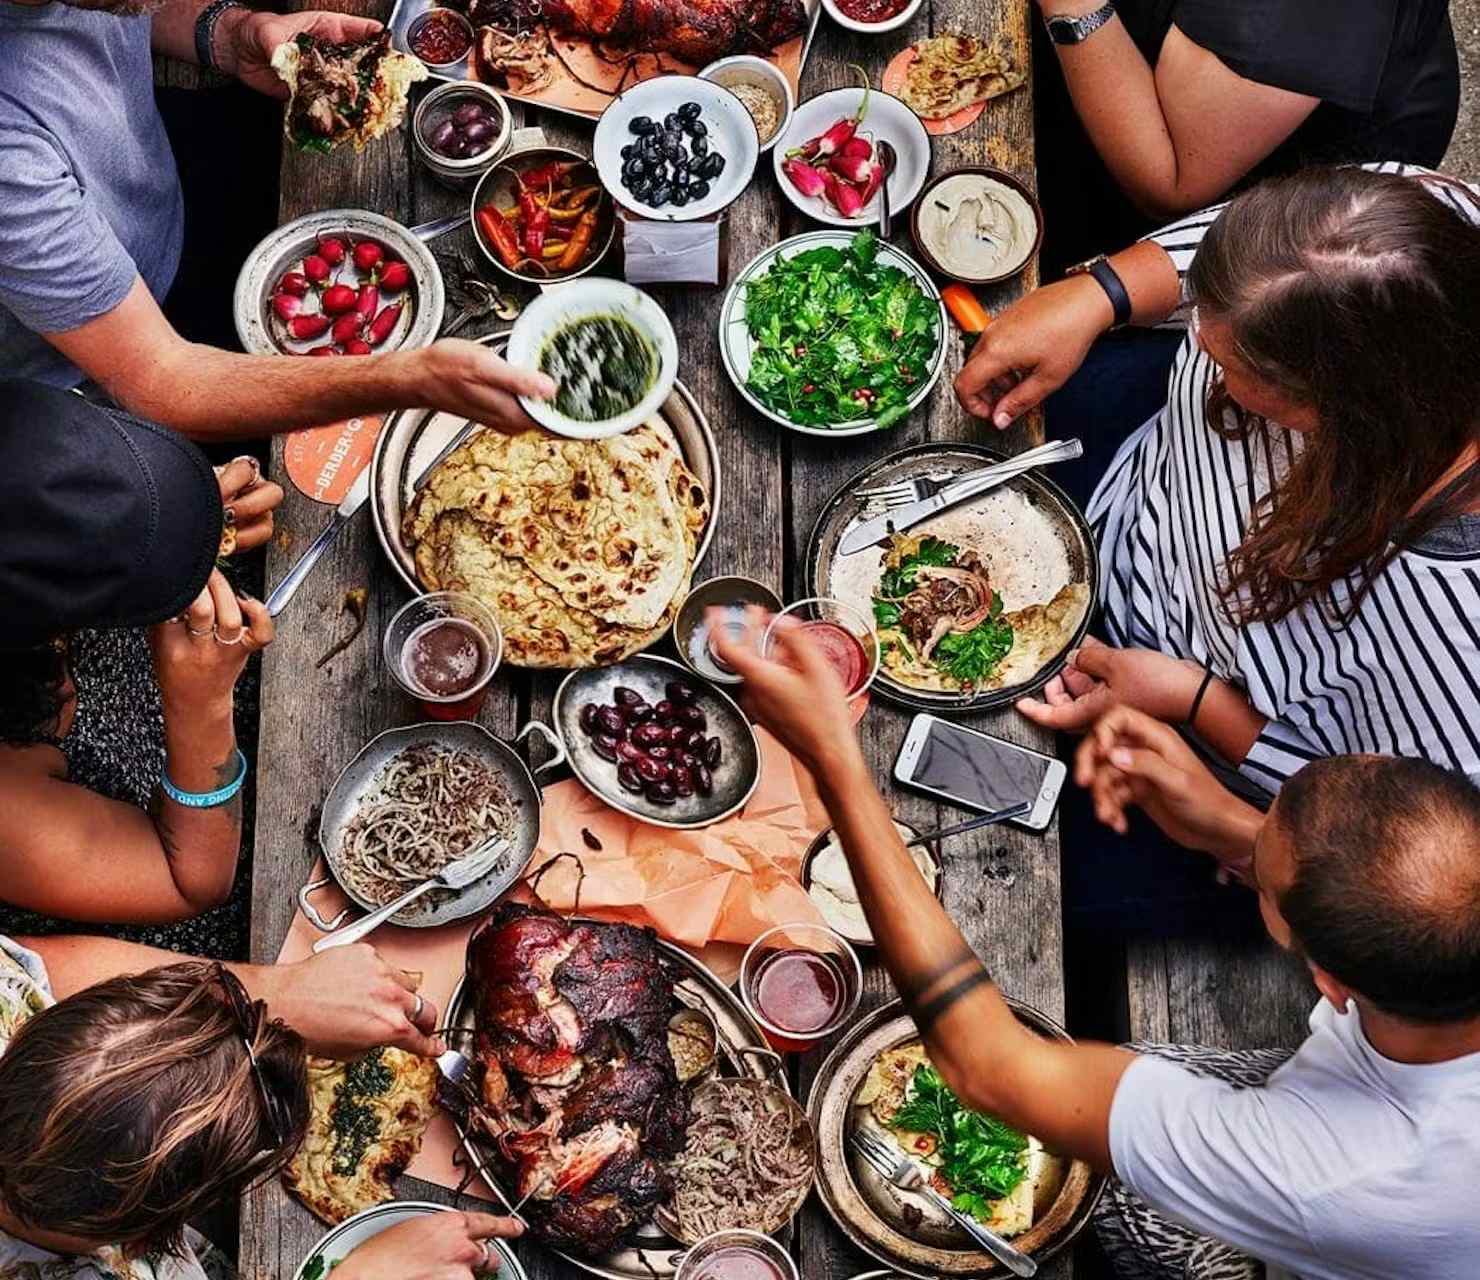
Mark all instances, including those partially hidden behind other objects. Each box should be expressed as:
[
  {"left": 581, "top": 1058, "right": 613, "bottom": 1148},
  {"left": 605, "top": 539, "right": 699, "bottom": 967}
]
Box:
[
  {"left": 761, "top": 596, "right": 879, "bottom": 697},
  {"left": 383, "top": 591, "right": 503, "bottom": 721},
  {"left": 675, "top": 1229, "right": 799, "bottom": 1280},
  {"left": 739, "top": 922, "right": 863, "bottom": 1054}
]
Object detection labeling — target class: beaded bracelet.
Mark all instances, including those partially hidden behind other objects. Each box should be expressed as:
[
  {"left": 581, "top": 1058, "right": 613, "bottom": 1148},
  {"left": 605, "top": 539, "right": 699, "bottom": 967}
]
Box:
[{"left": 160, "top": 749, "right": 248, "bottom": 809}]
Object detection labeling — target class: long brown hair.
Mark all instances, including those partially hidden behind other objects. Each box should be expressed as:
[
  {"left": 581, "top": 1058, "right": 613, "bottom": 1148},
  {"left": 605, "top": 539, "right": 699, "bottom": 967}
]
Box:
[
  {"left": 1187, "top": 167, "right": 1480, "bottom": 625},
  {"left": 0, "top": 961, "right": 309, "bottom": 1256}
]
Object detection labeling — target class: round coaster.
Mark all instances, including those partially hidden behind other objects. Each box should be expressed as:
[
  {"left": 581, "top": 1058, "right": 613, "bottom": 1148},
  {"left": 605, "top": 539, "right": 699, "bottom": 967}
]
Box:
[
  {"left": 881, "top": 46, "right": 986, "bottom": 136},
  {"left": 282, "top": 414, "right": 383, "bottom": 505}
]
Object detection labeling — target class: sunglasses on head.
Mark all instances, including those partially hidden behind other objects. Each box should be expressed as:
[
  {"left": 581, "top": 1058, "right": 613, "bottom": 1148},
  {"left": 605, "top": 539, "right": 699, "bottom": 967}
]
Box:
[{"left": 213, "top": 964, "right": 292, "bottom": 1152}]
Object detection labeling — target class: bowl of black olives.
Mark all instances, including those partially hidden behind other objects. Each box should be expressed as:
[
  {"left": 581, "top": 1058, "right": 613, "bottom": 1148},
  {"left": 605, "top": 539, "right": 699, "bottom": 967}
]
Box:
[
  {"left": 593, "top": 74, "right": 760, "bottom": 222},
  {"left": 412, "top": 81, "right": 512, "bottom": 189}
]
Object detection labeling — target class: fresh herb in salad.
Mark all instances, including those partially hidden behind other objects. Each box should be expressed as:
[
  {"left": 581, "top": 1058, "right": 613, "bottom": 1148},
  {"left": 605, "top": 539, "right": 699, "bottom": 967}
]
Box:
[
  {"left": 742, "top": 231, "right": 939, "bottom": 429},
  {"left": 891, "top": 1063, "right": 1029, "bottom": 1215}
]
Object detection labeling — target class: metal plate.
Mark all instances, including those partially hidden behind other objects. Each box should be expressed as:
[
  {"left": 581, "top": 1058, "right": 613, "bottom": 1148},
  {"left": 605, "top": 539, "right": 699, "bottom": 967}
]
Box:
[
  {"left": 807, "top": 1001, "right": 1105, "bottom": 1278},
  {"left": 717, "top": 231, "right": 948, "bottom": 438},
  {"left": 317, "top": 722, "right": 543, "bottom": 926},
  {"left": 446, "top": 932, "right": 789, "bottom": 1280},
  {"left": 233, "top": 209, "right": 445, "bottom": 356},
  {"left": 294, "top": 1201, "right": 528, "bottom": 1280},
  {"left": 370, "top": 336, "right": 721, "bottom": 663},
  {"left": 806, "top": 443, "right": 1098, "bottom": 713},
  {"left": 550, "top": 654, "right": 761, "bottom": 829}
]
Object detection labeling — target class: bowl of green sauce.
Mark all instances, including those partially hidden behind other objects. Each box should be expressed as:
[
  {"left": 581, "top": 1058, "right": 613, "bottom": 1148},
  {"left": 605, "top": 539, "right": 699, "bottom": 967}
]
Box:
[{"left": 507, "top": 278, "right": 679, "bottom": 438}]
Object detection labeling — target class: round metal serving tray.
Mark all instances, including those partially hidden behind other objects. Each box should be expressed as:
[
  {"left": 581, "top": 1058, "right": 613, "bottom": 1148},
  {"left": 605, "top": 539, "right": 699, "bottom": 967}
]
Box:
[
  {"left": 445, "top": 933, "right": 789, "bottom": 1280},
  {"left": 806, "top": 442, "right": 1098, "bottom": 713},
  {"left": 370, "top": 335, "right": 720, "bottom": 660},
  {"left": 807, "top": 1000, "right": 1105, "bottom": 1278},
  {"left": 233, "top": 208, "right": 445, "bottom": 356},
  {"left": 293, "top": 1200, "right": 528, "bottom": 1280}
]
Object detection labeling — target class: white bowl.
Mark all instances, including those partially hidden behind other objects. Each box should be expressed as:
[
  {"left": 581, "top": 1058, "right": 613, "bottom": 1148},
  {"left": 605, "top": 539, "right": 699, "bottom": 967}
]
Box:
[
  {"left": 699, "top": 55, "right": 794, "bottom": 153},
  {"left": 294, "top": 1202, "right": 527, "bottom": 1280},
  {"left": 820, "top": 0, "right": 923, "bottom": 34},
  {"left": 593, "top": 74, "right": 759, "bottom": 222},
  {"left": 508, "top": 278, "right": 679, "bottom": 439},
  {"left": 771, "top": 85, "right": 931, "bottom": 228}
]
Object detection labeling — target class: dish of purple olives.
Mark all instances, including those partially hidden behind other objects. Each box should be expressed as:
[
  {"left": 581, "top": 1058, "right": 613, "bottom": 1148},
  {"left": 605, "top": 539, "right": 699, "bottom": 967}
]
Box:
[{"left": 549, "top": 655, "right": 761, "bottom": 829}]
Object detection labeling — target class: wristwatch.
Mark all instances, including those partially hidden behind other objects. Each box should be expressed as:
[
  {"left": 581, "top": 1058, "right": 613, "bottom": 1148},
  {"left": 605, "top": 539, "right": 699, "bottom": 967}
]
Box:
[
  {"left": 1066, "top": 254, "right": 1132, "bottom": 329},
  {"left": 1044, "top": 1, "right": 1117, "bottom": 45},
  {"left": 194, "top": 0, "right": 246, "bottom": 74}
]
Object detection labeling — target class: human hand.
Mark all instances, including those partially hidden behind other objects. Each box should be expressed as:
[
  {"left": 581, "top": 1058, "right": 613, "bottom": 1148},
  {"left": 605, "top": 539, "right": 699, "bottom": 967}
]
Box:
[
  {"left": 1073, "top": 706, "right": 1261, "bottom": 864},
  {"left": 151, "top": 570, "right": 273, "bottom": 718},
  {"left": 221, "top": 10, "right": 385, "bottom": 99},
  {"left": 215, "top": 456, "right": 284, "bottom": 554},
  {"left": 335, "top": 1211, "right": 525, "bottom": 1280},
  {"left": 1015, "top": 637, "right": 1202, "bottom": 733},
  {"left": 251, "top": 943, "right": 443, "bottom": 1059},
  {"left": 708, "top": 607, "right": 864, "bottom": 779},
  {"left": 954, "top": 276, "right": 1113, "bottom": 427},
  {"left": 408, "top": 340, "right": 558, "bottom": 436}
]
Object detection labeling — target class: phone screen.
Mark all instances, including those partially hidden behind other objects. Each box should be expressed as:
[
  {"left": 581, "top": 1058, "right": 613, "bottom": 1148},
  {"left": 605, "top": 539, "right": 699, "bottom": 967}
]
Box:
[{"left": 905, "top": 720, "right": 1053, "bottom": 812}]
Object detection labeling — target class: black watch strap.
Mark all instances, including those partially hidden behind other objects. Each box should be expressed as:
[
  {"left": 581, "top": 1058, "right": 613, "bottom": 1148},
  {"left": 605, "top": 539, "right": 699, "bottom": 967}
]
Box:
[
  {"left": 195, "top": 0, "right": 245, "bottom": 74},
  {"left": 1087, "top": 257, "right": 1132, "bottom": 328}
]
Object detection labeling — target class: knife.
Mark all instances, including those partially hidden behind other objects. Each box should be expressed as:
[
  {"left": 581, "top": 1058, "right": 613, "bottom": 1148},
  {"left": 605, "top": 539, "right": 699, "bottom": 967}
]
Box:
[
  {"left": 836, "top": 438, "right": 1084, "bottom": 557},
  {"left": 266, "top": 465, "right": 372, "bottom": 617}
]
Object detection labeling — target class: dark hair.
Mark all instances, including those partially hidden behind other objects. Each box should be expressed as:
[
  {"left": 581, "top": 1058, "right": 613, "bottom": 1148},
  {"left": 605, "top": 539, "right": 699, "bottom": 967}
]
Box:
[
  {"left": 1186, "top": 167, "right": 1480, "bottom": 626},
  {"left": 0, "top": 962, "right": 310, "bottom": 1255},
  {"left": 0, "top": 636, "right": 71, "bottom": 746},
  {"left": 1276, "top": 754, "right": 1480, "bottom": 1023}
]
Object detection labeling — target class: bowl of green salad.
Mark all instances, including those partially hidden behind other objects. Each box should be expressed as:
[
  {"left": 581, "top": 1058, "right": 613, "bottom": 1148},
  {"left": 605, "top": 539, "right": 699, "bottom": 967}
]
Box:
[
  {"left": 718, "top": 229, "right": 947, "bottom": 436},
  {"left": 509, "top": 278, "right": 679, "bottom": 439}
]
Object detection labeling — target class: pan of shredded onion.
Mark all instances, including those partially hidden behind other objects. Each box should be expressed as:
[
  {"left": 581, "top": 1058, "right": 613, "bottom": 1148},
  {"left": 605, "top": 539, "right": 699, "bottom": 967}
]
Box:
[
  {"left": 313, "top": 720, "right": 557, "bottom": 927},
  {"left": 660, "top": 1077, "right": 817, "bottom": 1243}
]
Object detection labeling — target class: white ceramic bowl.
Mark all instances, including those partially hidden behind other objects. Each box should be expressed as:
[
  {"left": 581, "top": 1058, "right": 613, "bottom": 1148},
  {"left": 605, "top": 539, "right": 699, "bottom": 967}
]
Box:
[
  {"left": 699, "top": 55, "right": 795, "bottom": 153},
  {"left": 820, "top": 0, "right": 923, "bottom": 34},
  {"left": 593, "top": 74, "right": 759, "bottom": 222},
  {"left": 294, "top": 1202, "right": 527, "bottom": 1280},
  {"left": 772, "top": 85, "right": 931, "bottom": 228},
  {"left": 508, "top": 278, "right": 679, "bottom": 439}
]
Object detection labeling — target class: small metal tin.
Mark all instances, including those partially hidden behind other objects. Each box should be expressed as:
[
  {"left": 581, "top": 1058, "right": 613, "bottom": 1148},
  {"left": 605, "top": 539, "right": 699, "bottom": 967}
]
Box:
[
  {"left": 412, "top": 80, "right": 512, "bottom": 190},
  {"left": 672, "top": 575, "right": 783, "bottom": 685},
  {"left": 405, "top": 6, "right": 473, "bottom": 68}
]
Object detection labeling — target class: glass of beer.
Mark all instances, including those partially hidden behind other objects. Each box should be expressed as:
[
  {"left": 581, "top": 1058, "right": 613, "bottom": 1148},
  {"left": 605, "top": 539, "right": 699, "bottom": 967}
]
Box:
[
  {"left": 384, "top": 591, "right": 502, "bottom": 721},
  {"left": 762, "top": 597, "right": 879, "bottom": 697},
  {"left": 739, "top": 922, "right": 863, "bottom": 1053}
]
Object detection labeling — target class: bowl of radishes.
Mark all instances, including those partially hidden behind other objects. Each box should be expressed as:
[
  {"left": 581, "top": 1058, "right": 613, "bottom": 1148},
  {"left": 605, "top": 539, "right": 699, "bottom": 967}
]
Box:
[
  {"left": 772, "top": 75, "right": 930, "bottom": 228},
  {"left": 233, "top": 209, "right": 445, "bottom": 359}
]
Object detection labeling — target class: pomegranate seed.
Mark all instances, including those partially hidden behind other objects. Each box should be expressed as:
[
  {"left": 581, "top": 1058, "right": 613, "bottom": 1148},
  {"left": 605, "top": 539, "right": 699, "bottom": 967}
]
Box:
[
  {"left": 303, "top": 254, "right": 330, "bottom": 283},
  {"left": 802, "top": 383, "right": 816, "bottom": 393},
  {"left": 288, "top": 313, "right": 331, "bottom": 341},
  {"left": 317, "top": 238, "right": 346, "bottom": 266},
  {"left": 377, "top": 261, "right": 411, "bottom": 293},
  {"left": 321, "top": 284, "right": 357, "bottom": 315},
  {"left": 270, "top": 292, "right": 302, "bottom": 323},
  {"left": 307, "top": 345, "right": 340, "bottom": 357},
  {"left": 331, "top": 312, "right": 364, "bottom": 345},
  {"left": 342, "top": 339, "right": 373, "bottom": 355},
  {"left": 352, "top": 241, "right": 383, "bottom": 273},
  {"left": 277, "top": 271, "right": 309, "bottom": 297}
]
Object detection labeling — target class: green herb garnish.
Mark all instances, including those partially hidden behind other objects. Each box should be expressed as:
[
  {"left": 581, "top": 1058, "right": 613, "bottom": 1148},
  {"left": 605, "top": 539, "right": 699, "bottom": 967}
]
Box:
[
  {"left": 934, "top": 595, "right": 1014, "bottom": 685},
  {"left": 891, "top": 1064, "right": 1029, "bottom": 1211},
  {"left": 742, "top": 231, "right": 939, "bottom": 430},
  {"left": 328, "top": 1048, "right": 392, "bottom": 1176}
]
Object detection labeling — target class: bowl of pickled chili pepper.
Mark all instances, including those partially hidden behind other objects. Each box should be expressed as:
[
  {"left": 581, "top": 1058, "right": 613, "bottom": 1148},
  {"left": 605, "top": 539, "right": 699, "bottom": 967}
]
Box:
[{"left": 469, "top": 148, "right": 615, "bottom": 284}]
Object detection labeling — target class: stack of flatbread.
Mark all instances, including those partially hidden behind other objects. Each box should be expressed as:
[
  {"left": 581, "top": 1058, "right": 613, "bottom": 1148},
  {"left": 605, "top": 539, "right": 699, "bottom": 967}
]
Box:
[
  {"left": 402, "top": 421, "right": 709, "bottom": 667},
  {"left": 901, "top": 34, "right": 1025, "bottom": 120}
]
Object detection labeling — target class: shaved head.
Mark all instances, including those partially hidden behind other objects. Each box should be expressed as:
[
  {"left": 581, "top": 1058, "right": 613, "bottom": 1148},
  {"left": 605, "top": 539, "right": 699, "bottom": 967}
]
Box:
[{"left": 1275, "top": 755, "right": 1480, "bottom": 1024}]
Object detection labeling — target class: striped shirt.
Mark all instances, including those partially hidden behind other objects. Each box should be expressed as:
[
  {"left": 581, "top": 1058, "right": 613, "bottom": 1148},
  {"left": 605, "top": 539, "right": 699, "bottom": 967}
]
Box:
[{"left": 1087, "top": 163, "right": 1480, "bottom": 796}]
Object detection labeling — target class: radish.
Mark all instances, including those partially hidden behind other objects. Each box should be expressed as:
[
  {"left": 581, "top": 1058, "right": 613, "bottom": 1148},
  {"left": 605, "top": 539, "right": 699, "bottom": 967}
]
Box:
[
  {"left": 270, "top": 292, "right": 302, "bottom": 324},
  {"left": 366, "top": 303, "right": 403, "bottom": 347},
  {"left": 307, "top": 345, "right": 340, "bottom": 357},
  {"left": 288, "top": 314, "right": 331, "bottom": 341},
  {"left": 378, "top": 261, "right": 411, "bottom": 293},
  {"left": 321, "top": 284, "right": 358, "bottom": 316},
  {"left": 277, "top": 271, "right": 310, "bottom": 297},
  {"left": 331, "top": 312, "right": 364, "bottom": 345},
  {"left": 353, "top": 241, "right": 383, "bottom": 273},
  {"left": 343, "top": 339, "right": 373, "bottom": 355},
  {"left": 317, "top": 237, "right": 346, "bottom": 267},
  {"left": 303, "top": 254, "right": 331, "bottom": 284}
]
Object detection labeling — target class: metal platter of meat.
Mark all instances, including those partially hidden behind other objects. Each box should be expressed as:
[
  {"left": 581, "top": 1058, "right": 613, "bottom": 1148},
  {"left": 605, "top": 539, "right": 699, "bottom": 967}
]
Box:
[{"left": 462, "top": 903, "right": 690, "bottom": 1255}]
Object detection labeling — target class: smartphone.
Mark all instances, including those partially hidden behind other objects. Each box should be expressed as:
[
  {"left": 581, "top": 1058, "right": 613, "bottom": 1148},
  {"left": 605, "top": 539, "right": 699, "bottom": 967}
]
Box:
[{"left": 893, "top": 713, "right": 1066, "bottom": 832}]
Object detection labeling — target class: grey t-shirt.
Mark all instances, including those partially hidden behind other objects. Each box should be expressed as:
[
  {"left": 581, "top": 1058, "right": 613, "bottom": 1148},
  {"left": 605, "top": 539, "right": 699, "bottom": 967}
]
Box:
[
  {"left": 1111, "top": 999, "right": 1480, "bottom": 1279},
  {"left": 0, "top": 2, "right": 184, "bottom": 387}
]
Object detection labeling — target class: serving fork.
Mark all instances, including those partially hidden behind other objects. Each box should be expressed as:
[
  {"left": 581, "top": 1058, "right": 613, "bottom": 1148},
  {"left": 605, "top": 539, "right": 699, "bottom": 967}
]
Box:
[
  {"left": 854, "top": 438, "right": 1084, "bottom": 511},
  {"left": 851, "top": 1127, "right": 1038, "bottom": 1277}
]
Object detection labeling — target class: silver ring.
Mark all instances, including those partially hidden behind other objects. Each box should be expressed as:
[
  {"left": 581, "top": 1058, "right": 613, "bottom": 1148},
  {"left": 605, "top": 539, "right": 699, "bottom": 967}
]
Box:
[
  {"left": 411, "top": 992, "right": 425, "bottom": 1022},
  {"left": 476, "top": 1240, "right": 494, "bottom": 1272},
  {"left": 214, "top": 631, "right": 245, "bottom": 646}
]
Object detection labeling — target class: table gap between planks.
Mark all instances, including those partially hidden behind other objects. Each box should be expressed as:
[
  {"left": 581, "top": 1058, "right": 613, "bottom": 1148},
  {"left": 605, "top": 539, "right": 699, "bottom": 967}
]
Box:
[{"left": 244, "top": 1, "right": 1071, "bottom": 1275}]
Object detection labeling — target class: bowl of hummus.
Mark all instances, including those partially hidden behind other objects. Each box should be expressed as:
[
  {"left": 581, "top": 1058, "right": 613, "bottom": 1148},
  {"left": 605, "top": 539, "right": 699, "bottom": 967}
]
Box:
[
  {"left": 802, "top": 820, "right": 941, "bottom": 946},
  {"left": 910, "top": 166, "right": 1042, "bottom": 285}
]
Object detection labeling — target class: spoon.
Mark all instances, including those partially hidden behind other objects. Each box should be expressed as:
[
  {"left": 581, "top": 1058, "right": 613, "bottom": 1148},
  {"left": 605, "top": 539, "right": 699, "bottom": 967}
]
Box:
[{"left": 877, "top": 140, "right": 897, "bottom": 239}]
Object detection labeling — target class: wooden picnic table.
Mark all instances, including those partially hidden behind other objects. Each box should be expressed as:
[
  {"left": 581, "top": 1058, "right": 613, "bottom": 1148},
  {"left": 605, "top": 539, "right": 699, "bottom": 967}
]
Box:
[{"left": 241, "top": 2, "right": 1077, "bottom": 1276}]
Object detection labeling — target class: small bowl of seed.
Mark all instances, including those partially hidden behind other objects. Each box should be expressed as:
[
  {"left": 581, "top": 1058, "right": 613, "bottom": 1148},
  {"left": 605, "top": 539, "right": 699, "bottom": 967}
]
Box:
[{"left": 700, "top": 55, "right": 793, "bottom": 153}]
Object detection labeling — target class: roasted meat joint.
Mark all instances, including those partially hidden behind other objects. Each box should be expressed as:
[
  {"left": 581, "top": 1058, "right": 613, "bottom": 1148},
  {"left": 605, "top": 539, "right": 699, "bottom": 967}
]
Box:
[{"left": 463, "top": 903, "right": 690, "bottom": 1254}]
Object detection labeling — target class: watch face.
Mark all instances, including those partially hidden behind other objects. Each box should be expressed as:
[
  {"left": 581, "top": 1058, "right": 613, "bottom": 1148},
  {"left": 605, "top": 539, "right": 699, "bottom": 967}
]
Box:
[{"left": 1046, "top": 14, "right": 1081, "bottom": 41}]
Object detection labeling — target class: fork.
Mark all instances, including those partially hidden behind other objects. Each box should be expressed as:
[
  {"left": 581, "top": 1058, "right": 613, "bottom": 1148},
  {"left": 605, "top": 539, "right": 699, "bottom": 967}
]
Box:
[
  {"left": 851, "top": 1127, "right": 1038, "bottom": 1277},
  {"left": 855, "top": 438, "right": 1083, "bottom": 510}
]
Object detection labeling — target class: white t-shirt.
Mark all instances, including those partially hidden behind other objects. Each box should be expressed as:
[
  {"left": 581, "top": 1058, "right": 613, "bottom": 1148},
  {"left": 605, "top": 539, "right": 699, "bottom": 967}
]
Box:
[
  {"left": 0, "top": 935, "right": 222, "bottom": 1280},
  {"left": 1110, "top": 999, "right": 1480, "bottom": 1280}
]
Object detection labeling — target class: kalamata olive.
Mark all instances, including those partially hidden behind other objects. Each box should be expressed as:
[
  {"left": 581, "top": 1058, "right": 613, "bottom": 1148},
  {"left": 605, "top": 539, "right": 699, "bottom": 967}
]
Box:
[
  {"left": 663, "top": 112, "right": 682, "bottom": 131},
  {"left": 623, "top": 156, "right": 647, "bottom": 180},
  {"left": 687, "top": 119, "right": 708, "bottom": 139},
  {"left": 678, "top": 101, "right": 702, "bottom": 119},
  {"left": 691, "top": 134, "right": 709, "bottom": 158},
  {"left": 429, "top": 119, "right": 458, "bottom": 153},
  {"left": 592, "top": 734, "right": 620, "bottom": 762},
  {"left": 646, "top": 780, "right": 678, "bottom": 805},
  {"left": 578, "top": 702, "right": 599, "bottom": 734},
  {"left": 630, "top": 114, "right": 655, "bottom": 134},
  {"left": 704, "top": 736, "right": 723, "bottom": 768},
  {"left": 453, "top": 101, "right": 487, "bottom": 126},
  {"left": 675, "top": 751, "right": 698, "bottom": 770},
  {"left": 462, "top": 119, "right": 494, "bottom": 145},
  {"left": 690, "top": 180, "right": 711, "bottom": 200},
  {"left": 636, "top": 756, "right": 670, "bottom": 783},
  {"left": 672, "top": 766, "right": 694, "bottom": 797},
  {"left": 678, "top": 704, "right": 708, "bottom": 730},
  {"left": 617, "top": 763, "right": 645, "bottom": 794},
  {"left": 596, "top": 706, "right": 626, "bottom": 737},
  {"left": 666, "top": 680, "right": 697, "bottom": 705},
  {"left": 654, "top": 699, "right": 676, "bottom": 721},
  {"left": 671, "top": 188, "right": 690, "bottom": 208},
  {"left": 648, "top": 184, "right": 672, "bottom": 207},
  {"left": 666, "top": 723, "right": 690, "bottom": 746},
  {"left": 624, "top": 701, "right": 654, "bottom": 723},
  {"left": 647, "top": 745, "right": 671, "bottom": 761},
  {"left": 702, "top": 152, "right": 725, "bottom": 179},
  {"left": 632, "top": 722, "right": 668, "bottom": 749},
  {"left": 613, "top": 686, "right": 644, "bottom": 707},
  {"left": 616, "top": 739, "right": 645, "bottom": 764},
  {"left": 683, "top": 728, "right": 706, "bottom": 751},
  {"left": 693, "top": 763, "right": 713, "bottom": 796}
]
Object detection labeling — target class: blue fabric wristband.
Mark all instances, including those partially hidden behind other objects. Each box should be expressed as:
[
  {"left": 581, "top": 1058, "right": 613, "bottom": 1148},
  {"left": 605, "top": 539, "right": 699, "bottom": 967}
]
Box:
[{"left": 160, "top": 749, "right": 248, "bottom": 808}]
